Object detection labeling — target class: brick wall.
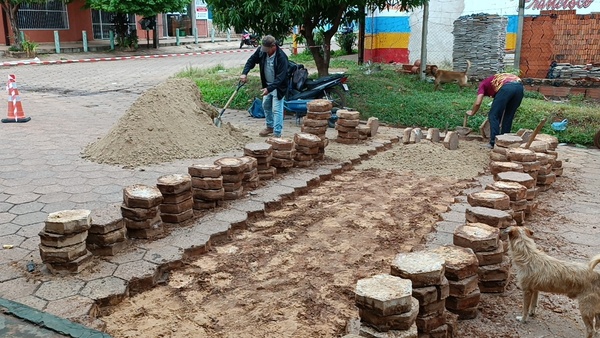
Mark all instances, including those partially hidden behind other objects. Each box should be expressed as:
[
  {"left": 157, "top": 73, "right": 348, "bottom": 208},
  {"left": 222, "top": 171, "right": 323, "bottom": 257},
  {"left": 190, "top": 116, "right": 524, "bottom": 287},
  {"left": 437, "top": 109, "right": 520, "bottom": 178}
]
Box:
[{"left": 520, "top": 10, "right": 600, "bottom": 78}]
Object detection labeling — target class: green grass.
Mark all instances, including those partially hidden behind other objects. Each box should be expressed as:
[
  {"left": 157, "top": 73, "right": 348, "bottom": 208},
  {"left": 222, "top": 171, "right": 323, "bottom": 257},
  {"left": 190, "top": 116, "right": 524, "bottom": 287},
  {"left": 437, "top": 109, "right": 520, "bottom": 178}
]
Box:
[{"left": 177, "top": 58, "right": 600, "bottom": 146}]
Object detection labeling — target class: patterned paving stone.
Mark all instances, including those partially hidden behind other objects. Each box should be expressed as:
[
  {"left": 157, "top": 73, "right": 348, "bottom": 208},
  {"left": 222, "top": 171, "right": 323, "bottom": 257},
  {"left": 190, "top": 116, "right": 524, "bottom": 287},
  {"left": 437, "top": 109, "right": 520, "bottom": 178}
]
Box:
[
  {"left": 0, "top": 263, "right": 24, "bottom": 283},
  {"left": 80, "top": 276, "right": 128, "bottom": 306},
  {"left": 12, "top": 212, "right": 47, "bottom": 226},
  {"left": 105, "top": 247, "right": 147, "bottom": 265},
  {"left": 0, "top": 277, "right": 41, "bottom": 301},
  {"left": 9, "top": 202, "right": 45, "bottom": 215},
  {"left": 143, "top": 245, "right": 184, "bottom": 267},
  {"left": 0, "top": 246, "right": 32, "bottom": 264},
  {"left": 0, "top": 222, "right": 20, "bottom": 236},
  {"left": 45, "top": 295, "right": 98, "bottom": 319},
  {"left": 0, "top": 234, "right": 26, "bottom": 247},
  {"left": 15, "top": 223, "right": 44, "bottom": 239},
  {"left": 35, "top": 279, "right": 86, "bottom": 301},
  {"left": 19, "top": 237, "right": 41, "bottom": 251},
  {"left": 15, "top": 295, "right": 48, "bottom": 311},
  {"left": 5, "top": 192, "right": 40, "bottom": 203}
]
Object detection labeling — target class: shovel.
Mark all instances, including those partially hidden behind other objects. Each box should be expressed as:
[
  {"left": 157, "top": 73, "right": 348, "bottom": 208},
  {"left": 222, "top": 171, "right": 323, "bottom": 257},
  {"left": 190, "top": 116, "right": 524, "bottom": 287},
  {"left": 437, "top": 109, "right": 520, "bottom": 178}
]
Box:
[{"left": 214, "top": 81, "right": 245, "bottom": 127}]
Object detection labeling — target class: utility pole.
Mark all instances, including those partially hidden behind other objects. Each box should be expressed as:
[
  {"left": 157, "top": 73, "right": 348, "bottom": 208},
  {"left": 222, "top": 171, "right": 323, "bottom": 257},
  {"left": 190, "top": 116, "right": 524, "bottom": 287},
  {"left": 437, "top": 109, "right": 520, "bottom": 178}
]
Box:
[
  {"left": 419, "top": 2, "right": 429, "bottom": 80},
  {"left": 514, "top": 0, "right": 525, "bottom": 72},
  {"left": 358, "top": 5, "right": 366, "bottom": 65},
  {"left": 190, "top": 0, "right": 197, "bottom": 42}
]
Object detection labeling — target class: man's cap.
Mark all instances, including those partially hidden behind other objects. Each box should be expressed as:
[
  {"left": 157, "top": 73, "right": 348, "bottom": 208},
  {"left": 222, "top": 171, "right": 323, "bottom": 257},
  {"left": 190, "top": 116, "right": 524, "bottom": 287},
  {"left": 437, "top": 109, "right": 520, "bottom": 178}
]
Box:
[{"left": 261, "top": 35, "right": 276, "bottom": 52}]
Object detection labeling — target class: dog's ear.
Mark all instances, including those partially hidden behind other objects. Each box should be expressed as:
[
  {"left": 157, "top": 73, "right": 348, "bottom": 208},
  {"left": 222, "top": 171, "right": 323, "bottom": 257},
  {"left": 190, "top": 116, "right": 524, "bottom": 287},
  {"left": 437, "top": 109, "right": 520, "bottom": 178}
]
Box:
[
  {"left": 506, "top": 226, "right": 519, "bottom": 240},
  {"left": 524, "top": 227, "right": 534, "bottom": 238}
]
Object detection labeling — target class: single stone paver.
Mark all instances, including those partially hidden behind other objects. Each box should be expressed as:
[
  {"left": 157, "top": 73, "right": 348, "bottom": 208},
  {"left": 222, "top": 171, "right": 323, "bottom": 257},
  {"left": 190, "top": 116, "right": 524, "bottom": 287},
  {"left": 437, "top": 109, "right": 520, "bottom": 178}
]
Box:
[
  {"left": 80, "top": 276, "right": 128, "bottom": 305},
  {"left": 44, "top": 295, "right": 98, "bottom": 319},
  {"left": 143, "top": 245, "right": 184, "bottom": 266},
  {"left": 0, "top": 277, "right": 41, "bottom": 301},
  {"left": 76, "top": 260, "right": 118, "bottom": 282},
  {"left": 35, "top": 279, "right": 86, "bottom": 301},
  {"left": 112, "top": 260, "right": 158, "bottom": 284}
]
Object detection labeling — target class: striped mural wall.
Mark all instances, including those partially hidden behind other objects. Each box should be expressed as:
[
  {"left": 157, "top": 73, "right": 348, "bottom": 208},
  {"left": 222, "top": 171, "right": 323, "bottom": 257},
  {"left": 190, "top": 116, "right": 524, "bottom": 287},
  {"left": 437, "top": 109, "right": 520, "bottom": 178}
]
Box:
[
  {"left": 505, "top": 15, "right": 518, "bottom": 50},
  {"left": 364, "top": 16, "right": 411, "bottom": 64}
]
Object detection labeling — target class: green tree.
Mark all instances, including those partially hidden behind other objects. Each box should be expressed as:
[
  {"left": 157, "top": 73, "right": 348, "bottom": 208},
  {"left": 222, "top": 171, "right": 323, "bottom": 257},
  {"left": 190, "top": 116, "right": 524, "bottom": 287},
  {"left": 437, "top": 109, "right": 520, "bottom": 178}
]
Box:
[
  {"left": 0, "top": 0, "right": 52, "bottom": 49},
  {"left": 85, "top": 0, "right": 190, "bottom": 48},
  {"left": 206, "top": 0, "right": 428, "bottom": 76}
]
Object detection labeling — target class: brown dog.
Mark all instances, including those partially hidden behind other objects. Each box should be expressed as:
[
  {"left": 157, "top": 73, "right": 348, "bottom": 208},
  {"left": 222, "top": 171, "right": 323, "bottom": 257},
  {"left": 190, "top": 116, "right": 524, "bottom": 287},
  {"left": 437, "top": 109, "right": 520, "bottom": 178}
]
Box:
[
  {"left": 506, "top": 226, "right": 600, "bottom": 338},
  {"left": 424, "top": 60, "right": 471, "bottom": 91}
]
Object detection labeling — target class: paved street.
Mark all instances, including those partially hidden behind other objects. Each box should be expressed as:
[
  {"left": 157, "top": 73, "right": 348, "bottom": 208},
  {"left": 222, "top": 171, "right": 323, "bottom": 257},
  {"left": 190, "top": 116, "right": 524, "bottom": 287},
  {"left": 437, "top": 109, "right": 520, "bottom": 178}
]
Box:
[{"left": 0, "top": 43, "right": 599, "bottom": 337}]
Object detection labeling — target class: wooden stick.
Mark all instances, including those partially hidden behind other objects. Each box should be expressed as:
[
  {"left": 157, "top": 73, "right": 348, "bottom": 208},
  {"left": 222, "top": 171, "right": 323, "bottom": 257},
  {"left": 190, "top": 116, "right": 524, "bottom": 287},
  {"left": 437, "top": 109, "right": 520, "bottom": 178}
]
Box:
[
  {"left": 524, "top": 117, "right": 548, "bottom": 149},
  {"left": 463, "top": 113, "right": 468, "bottom": 128}
]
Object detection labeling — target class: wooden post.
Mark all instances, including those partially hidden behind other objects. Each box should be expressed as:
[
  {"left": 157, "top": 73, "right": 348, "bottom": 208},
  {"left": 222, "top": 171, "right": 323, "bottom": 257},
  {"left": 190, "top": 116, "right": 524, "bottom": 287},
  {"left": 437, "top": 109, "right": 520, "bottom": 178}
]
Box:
[
  {"left": 514, "top": 0, "right": 525, "bottom": 72},
  {"left": 53, "top": 31, "right": 60, "bottom": 54},
  {"left": 419, "top": 3, "right": 429, "bottom": 81},
  {"left": 82, "top": 31, "right": 88, "bottom": 52}
]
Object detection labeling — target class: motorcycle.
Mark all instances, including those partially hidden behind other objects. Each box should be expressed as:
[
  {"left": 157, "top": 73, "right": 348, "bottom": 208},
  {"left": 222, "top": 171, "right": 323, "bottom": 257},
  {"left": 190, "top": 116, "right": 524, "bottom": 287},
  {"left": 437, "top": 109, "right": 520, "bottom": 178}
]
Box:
[
  {"left": 284, "top": 61, "right": 350, "bottom": 126},
  {"left": 240, "top": 31, "right": 260, "bottom": 48}
]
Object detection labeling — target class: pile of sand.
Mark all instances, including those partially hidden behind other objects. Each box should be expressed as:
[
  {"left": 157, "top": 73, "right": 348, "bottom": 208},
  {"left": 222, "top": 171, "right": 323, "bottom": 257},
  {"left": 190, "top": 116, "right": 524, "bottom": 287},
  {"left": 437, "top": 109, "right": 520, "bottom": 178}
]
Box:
[{"left": 83, "top": 78, "right": 248, "bottom": 167}]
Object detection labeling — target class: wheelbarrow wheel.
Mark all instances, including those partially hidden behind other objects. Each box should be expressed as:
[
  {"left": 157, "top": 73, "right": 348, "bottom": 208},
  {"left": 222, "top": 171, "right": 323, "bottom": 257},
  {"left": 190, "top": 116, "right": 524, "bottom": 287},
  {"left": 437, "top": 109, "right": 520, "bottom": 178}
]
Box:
[
  {"left": 594, "top": 129, "right": 600, "bottom": 149},
  {"left": 324, "top": 87, "right": 346, "bottom": 108}
]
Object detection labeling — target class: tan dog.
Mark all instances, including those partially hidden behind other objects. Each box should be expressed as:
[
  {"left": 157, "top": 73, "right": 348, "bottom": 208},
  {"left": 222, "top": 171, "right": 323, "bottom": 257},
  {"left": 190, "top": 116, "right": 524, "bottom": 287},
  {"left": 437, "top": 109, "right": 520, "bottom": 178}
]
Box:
[
  {"left": 506, "top": 226, "right": 600, "bottom": 338},
  {"left": 424, "top": 60, "right": 471, "bottom": 91}
]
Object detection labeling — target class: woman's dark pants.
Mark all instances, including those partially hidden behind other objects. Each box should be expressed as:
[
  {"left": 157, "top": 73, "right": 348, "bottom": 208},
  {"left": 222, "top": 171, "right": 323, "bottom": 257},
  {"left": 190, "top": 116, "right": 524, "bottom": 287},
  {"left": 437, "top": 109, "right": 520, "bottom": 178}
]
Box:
[{"left": 488, "top": 82, "right": 524, "bottom": 146}]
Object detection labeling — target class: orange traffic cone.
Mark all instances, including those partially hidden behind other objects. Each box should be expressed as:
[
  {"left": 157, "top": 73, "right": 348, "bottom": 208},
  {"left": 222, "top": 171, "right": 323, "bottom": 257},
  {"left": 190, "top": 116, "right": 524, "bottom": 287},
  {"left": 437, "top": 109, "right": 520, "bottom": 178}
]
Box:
[{"left": 2, "top": 74, "right": 31, "bottom": 123}]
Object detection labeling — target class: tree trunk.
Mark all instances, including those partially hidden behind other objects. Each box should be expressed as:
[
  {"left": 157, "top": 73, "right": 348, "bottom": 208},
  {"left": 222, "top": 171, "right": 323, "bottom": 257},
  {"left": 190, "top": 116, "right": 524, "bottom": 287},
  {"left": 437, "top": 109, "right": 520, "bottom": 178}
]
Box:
[{"left": 1, "top": 1, "right": 21, "bottom": 49}]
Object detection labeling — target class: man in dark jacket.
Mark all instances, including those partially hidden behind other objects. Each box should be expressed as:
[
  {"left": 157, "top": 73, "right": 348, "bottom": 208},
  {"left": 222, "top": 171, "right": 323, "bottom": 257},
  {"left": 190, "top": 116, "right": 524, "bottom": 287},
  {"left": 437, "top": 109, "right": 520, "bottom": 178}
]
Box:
[{"left": 240, "top": 35, "right": 289, "bottom": 137}]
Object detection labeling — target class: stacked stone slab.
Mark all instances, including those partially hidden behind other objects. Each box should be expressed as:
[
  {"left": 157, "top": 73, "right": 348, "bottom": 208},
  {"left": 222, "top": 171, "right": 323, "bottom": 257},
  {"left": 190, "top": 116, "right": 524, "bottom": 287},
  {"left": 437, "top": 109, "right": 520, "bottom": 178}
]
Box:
[
  {"left": 239, "top": 156, "right": 259, "bottom": 189},
  {"left": 494, "top": 171, "right": 537, "bottom": 220},
  {"left": 122, "top": 185, "right": 164, "bottom": 239},
  {"left": 215, "top": 157, "right": 248, "bottom": 199},
  {"left": 529, "top": 134, "right": 560, "bottom": 191},
  {"left": 39, "top": 209, "right": 93, "bottom": 274},
  {"left": 468, "top": 188, "right": 521, "bottom": 230},
  {"left": 443, "top": 131, "right": 459, "bottom": 150},
  {"left": 87, "top": 205, "right": 127, "bottom": 256},
  {"left": 156, "top": 174, "right": 194, "bottom": 224},
  {"left": 336, "top": 110, "right": 361, "bottom": 145},
  {"left": 266, "top": 137, "right": 295, "bottom": 173},
  {"left": 189, "top": 164, "right": 224, "bottom": 210},
  {"left": 304, "top": 100, "right": 331, "bottom": 159},
  {"left": 486, "top": 180, "right": 529, "bottom": 226},
  {"left": 366, "top": 117, "right": 380, "bottom": 138},
  {"left": 357, "top": 125, "right": 370, "bottom": 141},
  {"left": 244, "top": 143, "right": 276, "bottom": 182},
  {"left": 453, "top": 223, "right": 509, "bottom": 293},
  {"left": 391, "top": 252, "right": 454, "bottom": 336},
  {"left": 534, "top": 134, "right": 563, "bottom": 178},
  {"left": 491, "top": 134, "right": 523, "bottom": 162},
  {"left": 505, "top": 148, "right": 539, "bottom": 224},
  {"left": 428, "top": 246, "right": 480, "bottom": 321},
  {"left": 354, "top": 274, "right": 419, "bottom": 337},
  {"left": 294, "top": 133, "right": 321, "bottom": 167}
]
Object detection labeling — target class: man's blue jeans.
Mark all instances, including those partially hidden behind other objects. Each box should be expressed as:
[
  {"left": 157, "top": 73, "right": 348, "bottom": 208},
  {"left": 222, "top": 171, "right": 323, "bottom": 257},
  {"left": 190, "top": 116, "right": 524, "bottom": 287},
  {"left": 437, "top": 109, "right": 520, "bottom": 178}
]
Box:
[
  {"left": 489, "top": 82, "right": 524, "bottom": 146},
  {"left": 262, "top": 89, "right": 283, "bottom": 136}
]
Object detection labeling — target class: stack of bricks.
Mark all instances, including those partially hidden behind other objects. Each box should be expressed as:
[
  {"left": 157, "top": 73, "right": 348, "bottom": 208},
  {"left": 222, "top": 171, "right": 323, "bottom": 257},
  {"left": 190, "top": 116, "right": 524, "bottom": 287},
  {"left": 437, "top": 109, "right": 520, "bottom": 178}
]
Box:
[
  {"left": 39, "top": 209, "right": 93, "bottom": 274},
  {"left": 468, "top": 189, "right": 516, "bottom": 232},
  {"left": 294, "top": 133, "right": 321, "bottom": 168},
  {"left": 531, "top": 134, "right": 560, "bottom": 191},
  {"left": 244, "top": 143, "right": 275, "bottom": 184},
  {"left": 453, "top": 222, "right": 509, "bottom": 293},
  {"left": 428, "top": 246, "right": 480, "bottom": 322},
  {"left": 87, "top": 205, "right": 127, "bottom": 256},
  {"left": 121, "top": 185, "right": 164, "bottom": 239},
  {"left": 493, "top": 171, "right": 537, "bottom": 220},
  {"left": 336, "top": 110, "right": 361, "bottom": 145},
  {"left": 240, "top": 156, "right": 259, "bottom": 190},
  {"left": 391, "top": 252, "right": 456, "bottom": 336},
  {"left": 505, "top": 148, "right": 539, "bottom": 224},
  {"left": 188, "top": 164, "right": 224, "bottom": 210},
  {"left": 487, "top": 180, "right": 529, "bottom": 226},
  {"left": 357, "top": 124, "right": 370, "bottom": 141},
  {"left": 304, "top": 99, "right": 331, "bottom": 159},
  {"left": 266, "top": 137, "right": 295, "bottom": 173},
  {"left": 490, "top": 134, "right": 523, "bottom": 162},
  {"left": 215, "top": 157, "right": 247, "bottom": 199},
  {"left": 156, "top": 174, "right": 194, "bottom": 224},
  {"left": 354, "top": 274, "right": 419, "bottom": 337}
]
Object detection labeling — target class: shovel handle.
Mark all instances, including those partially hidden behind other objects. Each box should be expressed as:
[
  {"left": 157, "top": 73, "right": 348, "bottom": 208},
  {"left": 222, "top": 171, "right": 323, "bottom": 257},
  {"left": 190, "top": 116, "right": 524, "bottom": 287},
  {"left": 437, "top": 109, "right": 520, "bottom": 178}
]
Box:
[
  {"left": 219, "top": 81, "right": 245, "bottom": 117},
  {"left": 463, "top": 113, "right": 468, "bottom": 128},
  {"left": 524, "top": 117, "right": 548, "bottom": 149}
]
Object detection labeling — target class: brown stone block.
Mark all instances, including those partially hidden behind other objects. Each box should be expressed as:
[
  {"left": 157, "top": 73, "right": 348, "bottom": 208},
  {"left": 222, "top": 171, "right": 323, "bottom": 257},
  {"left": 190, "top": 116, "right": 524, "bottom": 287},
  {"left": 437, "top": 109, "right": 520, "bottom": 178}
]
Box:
[
  {"left": 513, "top": 211, "right": 525, "bottom": 225},
  {"left": 448, "top": 307, "right": 478, "bottom": 320},
  {"left": 87, "top": 240, "right": 127, "bottom": 256},
  {"left": 223, "top": 181, "right": 243, "bottom": 192},
  {"left": 303, "top": 119, "right": 329, "bottom": 128},
  {"left": 307, "top": 99, "right": 332, "bottom": 112},
  {"left": 478, "top": 279, "right": 508, "bottom": 293},
  {"left": 495, "top": 134, "right": 523, "bottom": 148},
  {"left": 244, "top": 142, "right": 273, "bottom": 157},
  {"left": 359, "top": 297, "right": 419, "bottom": 331},
  {"left": 445, "top": 311, "right": 458, "bottom": 336},
  {"left": 255, "top": 155, "right": 273, "bottom": 165},
  {"left": 338, "top": 110, "right": 360, "bottom": 120},
  {"left": 243, "top": 168, "right": 259, "bottom": 181},
  {"left": 537, "top": 184, "right": 552, "bottom": 192},
  {"left": 465, "top": 207, "right": 513, "bottom": 228},
  {"left": 46, "top": 250, "right": 93, "bottom": 275},
  {"left": 188, "top": 164, "right": 221, "bottom": 178},
  {"left": 415, "top": 313, "right": 446, "bottom": 333},
  {"left": 477, "top": 256, "right": 511, "bottom": 282},
  {"left": 445, "top": 289, "right": 480, "bottom": 311},
  {"left": 294, "top": 133, "right": 321, "bottom": 147},
  {"left": 447, "top": 275, "right": 478, "bottom": 298},
  {"left": 40, "top": 242, "right": 88, "bottom": 263},
  {"left": 490, "top": 161, "right": 523, "bottom": 175},
  {"left": 453, "top": 223, "right": 499, "bottom": 252},
  {"left": 160, "top": 209, "right": 194, "bottom": 224},
  {"left": 443, "top": 132, "right": 459, "bottom": 150},
  {"left": 355, "top": 274, "right": 413, "bottom": 316},
  {"left": 120, "top": 204, "right": 158, "bottom": 221},
  {"left": 418, "top": 298, "right": 446, "bottom": 318},
  {"left": 534, "top": 152, "right": 550, "bottom": 165},
  {"left": 538, "top": 163, "right": 553, "bottom": 175},
  {"left": 336, "top": 119, "right": 360, "bottom": 127},
  {"left": 223, "top": 186, "right": 244, "bottom": 200},
  {"left": 239, "top": 156, "right": 258, "bottom": 171},
  {"left": 90, "top": 205, "right": 124, "bottom": 234},
  {"left": 272, "top": 149, "right": 296, "bottom": 160},
  {"left": 391, "top": 252, "right": 446, "bottom": 287},
  {"left": 496, "top": 172, "right": 536, "bottom": 189},
  {"left": 510, "top": 199, "right": 528, "bottom": 212},
  {"left": 430, "top": 245, "right": 478, "bottom": 282},
  {"left": 193, "top": 199, "right": 216, "bottom": 210},
  {"left": 160, "top": 198, "right": 193, "bottom": 214},
  {"left": 474, "top": 241, "right": 504, "bottom": 266},
  {"left": 506, "top": 147, "right": 536, "bottom": 162},
  {"left": 192, "top": 188, "right": 224, "bottom": 201},
  {"left": 486, "top": 181, "right": 527, "bottom": 201},
  {"left": 127, "top": 223, "right": 163, "bottom": 239},
  {"left": 294, "top": 159, "right": 314, "bottom": 168},
  {"left": 337, "top": 130, "right": 361, "bottom": 139},
  {"left": 39, "top": 230, "right": 87, "bottom": 248},
  {"left": 257, "top": 162, "right": 272, "bottom": 171},
  {"left": 295, "top": 145, "right": 320, "bottom": 155},
  {"left": 306, "top": 111, "right": 331, "bottom": 120},
  {"left": 86, "top": 227, "right": 127, "bottom": 246},
  {"left": 214, "top": 157, "right": 246, "bottom": 174},
  {"left": 271, "top": 157, "right": 295, "bottom": 168},
  {"left": 467, "top": 190, "right": 510, "bottom": 210},
  {"left": 156, "top": 174, "right": 192, "bottom": 195},
  {"left": 124, "top": 214, "right": 161, "bottom": 230},
  {"left": 191, "top": 177, "right": 224, "bottom": 190},
  {"left": 123, "top": 185, "right": 163, "bottom": 209},
  {"left": 302, "top": 126, "right": 328, "bottom": 135},
  {"left": 45, "top": 209, "right": 91, "bottom": 235},
  {"left": 537, "top": 173, "right": 556, "bottom": 185},
  {"left": 162, "top": 190, "right": 193, "bottom": 204},
  {"left": 412, "top": 286, "right": 438, "bottom": 305},
  {"left": 336, "top": 137, "right": 361, "bottom": 145}
]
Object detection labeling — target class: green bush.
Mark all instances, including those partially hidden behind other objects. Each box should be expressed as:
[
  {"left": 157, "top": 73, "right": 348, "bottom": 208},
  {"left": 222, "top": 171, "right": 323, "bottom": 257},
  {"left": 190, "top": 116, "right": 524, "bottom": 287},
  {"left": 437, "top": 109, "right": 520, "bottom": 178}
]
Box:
[{"left": 335, "top": 32, "right": 356, "bottom": 55}]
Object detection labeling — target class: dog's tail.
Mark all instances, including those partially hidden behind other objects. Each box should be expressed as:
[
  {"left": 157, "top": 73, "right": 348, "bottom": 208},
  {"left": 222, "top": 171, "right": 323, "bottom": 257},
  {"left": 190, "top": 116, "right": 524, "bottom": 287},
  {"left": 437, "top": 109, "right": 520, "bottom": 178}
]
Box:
[
  {"left": 588, "top": 253, "right": 600, "bottom": 270},
  {"left": 465, "top": 60, "right": 471, "bottom": 75}
]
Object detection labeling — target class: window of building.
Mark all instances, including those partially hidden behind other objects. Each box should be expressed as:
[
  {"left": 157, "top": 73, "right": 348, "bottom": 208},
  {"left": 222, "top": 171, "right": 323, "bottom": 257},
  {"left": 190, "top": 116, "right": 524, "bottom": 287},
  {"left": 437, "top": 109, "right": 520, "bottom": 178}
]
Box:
[{"left": 18, "top": 0, "right": 69, "bottom": 30}]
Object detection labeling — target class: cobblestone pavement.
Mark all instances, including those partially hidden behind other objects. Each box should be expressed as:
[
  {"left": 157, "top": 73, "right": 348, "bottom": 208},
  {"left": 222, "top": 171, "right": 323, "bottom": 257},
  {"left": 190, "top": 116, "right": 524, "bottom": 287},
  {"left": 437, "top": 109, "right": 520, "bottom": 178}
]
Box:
[{"left": 1, "top": 42, "right": 599, "bottom": 336}]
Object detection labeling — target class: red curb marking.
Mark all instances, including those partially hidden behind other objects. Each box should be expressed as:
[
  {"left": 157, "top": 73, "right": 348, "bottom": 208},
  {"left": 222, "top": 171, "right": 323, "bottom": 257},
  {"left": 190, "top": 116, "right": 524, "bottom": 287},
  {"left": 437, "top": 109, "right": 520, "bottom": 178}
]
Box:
[{"left": 0, "top": 49, "right": 256, "bottom": 67}]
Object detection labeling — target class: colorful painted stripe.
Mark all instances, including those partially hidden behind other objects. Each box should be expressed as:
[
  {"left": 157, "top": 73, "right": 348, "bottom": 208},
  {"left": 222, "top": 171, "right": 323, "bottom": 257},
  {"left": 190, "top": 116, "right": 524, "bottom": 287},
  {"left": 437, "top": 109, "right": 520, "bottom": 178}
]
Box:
[
  {"left": 364, "top": 48, "right": 409, "bottom": 64},
  {"left": 365, "top": 16, "right": 410, "bottom": 34},
  {"left": 365, "top": 33, "right": 410, "bottom": 50},
  {"left": 506, "top": 15, "right": 518, "bottom": 33},
  {"left": 506, "top": 33, "right": 517, "bottom": 50}
]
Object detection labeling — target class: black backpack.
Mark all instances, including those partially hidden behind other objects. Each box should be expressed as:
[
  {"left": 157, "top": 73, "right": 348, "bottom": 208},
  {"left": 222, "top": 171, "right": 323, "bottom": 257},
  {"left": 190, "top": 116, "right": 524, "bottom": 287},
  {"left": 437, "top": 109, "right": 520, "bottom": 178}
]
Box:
[{"left": 287, "top": 61, "right": 308, "bottom": 93}]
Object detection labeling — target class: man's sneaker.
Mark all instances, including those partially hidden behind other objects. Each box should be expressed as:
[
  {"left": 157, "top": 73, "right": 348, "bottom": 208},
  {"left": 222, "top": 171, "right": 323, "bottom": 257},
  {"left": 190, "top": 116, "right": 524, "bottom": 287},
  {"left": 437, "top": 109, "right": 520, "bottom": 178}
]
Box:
[
  {"left": 273, "top": 134, "right": 281, "bottom": 138},
  {"left": 259, "top": 128, "right": 273, "bottom": 137},
  {"left": 482, "top": 143, "right": 494, "bottom": 149}
]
